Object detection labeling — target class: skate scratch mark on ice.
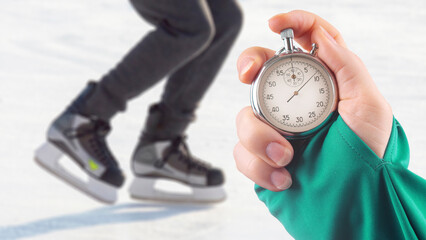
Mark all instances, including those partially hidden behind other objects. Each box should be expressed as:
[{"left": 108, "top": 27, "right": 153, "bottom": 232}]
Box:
[{"left": 0, "top": 203, "right": 210, "bottom": 239}]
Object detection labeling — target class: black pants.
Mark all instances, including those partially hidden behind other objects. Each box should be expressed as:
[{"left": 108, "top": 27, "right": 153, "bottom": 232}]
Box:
[{"left": 77, "top": 0, "right": 242, "bottom": 135}]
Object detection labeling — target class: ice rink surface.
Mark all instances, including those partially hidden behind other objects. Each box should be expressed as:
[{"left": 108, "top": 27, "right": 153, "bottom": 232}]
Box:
[{"left": 1, "top": 0, "right": 426, "bottom": 239}]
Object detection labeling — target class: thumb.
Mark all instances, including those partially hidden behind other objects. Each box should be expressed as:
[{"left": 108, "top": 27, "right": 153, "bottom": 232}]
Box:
[{"left": 313, "top": 26, "right": 376, "bottom": 100}]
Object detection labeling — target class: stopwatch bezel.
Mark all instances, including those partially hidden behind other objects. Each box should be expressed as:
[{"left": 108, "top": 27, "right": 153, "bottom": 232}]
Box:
[{"left": 250, "top": 52, "right": 338, "bottom": 139}]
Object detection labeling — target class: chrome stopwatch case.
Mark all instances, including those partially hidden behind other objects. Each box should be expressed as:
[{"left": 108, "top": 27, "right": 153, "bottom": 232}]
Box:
[{"left": 250, "top": 28, "right": 338, "bottom": 138}]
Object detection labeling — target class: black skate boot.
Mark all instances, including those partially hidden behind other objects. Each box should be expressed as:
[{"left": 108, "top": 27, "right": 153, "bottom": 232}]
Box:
[
  {"left": 129, "top": 103, "right": 226, "bottom": 203},
  {"left": 34, "top": 82, "right": 125, "bottom": 204}
]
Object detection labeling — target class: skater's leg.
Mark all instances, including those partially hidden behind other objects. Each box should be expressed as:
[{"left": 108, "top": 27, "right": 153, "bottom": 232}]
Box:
[
  {"left": 75, "top": 0, "right": 216, "bottom": 121},
  {"left": 160, "top": 0, "right": 243, "bottom": 119},
  {"left": 142, "top": 0, "right": 243, "bottom": 139},
  {"left": 129, "top": 1, "right": 242, "bottom": 203}
]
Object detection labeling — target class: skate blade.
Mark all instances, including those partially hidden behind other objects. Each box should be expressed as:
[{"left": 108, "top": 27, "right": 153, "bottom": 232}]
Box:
[
  {"left": 129, "top": 177, "right": 226, "bottom": 204},
  {"left": 34, "top": 142, "right": 118, "bottom": 204}
]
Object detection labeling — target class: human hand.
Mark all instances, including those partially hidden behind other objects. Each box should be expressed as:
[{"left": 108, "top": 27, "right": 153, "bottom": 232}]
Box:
[{"left": 234, "top": 10, "right": 393, "bottom": 191}]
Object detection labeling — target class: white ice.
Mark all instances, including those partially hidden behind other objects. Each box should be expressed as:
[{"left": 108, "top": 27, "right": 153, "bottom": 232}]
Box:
[{"left": 1, "top": 0, "right": 426, "bottom": 239}]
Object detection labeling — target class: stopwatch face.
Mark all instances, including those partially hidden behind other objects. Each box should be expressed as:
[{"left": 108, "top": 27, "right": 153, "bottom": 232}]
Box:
[{"left": 252, "top": 53, "right": 337, "bottom": 136}]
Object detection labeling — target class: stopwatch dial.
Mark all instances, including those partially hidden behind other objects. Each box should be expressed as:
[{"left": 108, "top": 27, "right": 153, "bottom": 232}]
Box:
[
  {"left": 284, "top": 67, "right": 303, "bottom": 87},
  {"left": 259, "top": 55, "right": 335, "bottom": 133}
]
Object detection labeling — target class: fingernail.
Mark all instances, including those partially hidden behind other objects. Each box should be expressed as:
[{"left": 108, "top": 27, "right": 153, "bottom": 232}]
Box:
[
  {"left": 320, "top": 26, "right": 337, "bottom": 45},
  {"left": 271, "top": 170, "right": 292, "bottom": 190},
  {"left": 238, "top": 57, "right": 255, "bottom": 76},
  {"left": 266, "top": 142, "right": 292, "bottom": 166}
]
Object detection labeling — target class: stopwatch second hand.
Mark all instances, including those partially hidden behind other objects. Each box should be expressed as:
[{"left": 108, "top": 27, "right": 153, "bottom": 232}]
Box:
[{"left": 287, "top": 70, "right": 318, "bottom": 103}]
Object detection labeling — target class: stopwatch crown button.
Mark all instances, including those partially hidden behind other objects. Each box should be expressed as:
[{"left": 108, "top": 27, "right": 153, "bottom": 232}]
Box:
[
  {"left": 281, "top": 28, "right": 295, "bottom": 53},
  {"left": 281, "top": 28, "right": 294, "bottom": 39}
]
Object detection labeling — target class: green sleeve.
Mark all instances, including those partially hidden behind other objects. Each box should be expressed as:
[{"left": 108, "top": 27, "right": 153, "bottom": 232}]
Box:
[{"left": 255, "top": 115, "right": 426, "bottom": 240}]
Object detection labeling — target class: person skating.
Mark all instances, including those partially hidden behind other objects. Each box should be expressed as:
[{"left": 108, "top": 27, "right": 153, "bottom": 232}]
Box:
[{"left": 35, "top": 0, "right": 242, "bottom": 204}]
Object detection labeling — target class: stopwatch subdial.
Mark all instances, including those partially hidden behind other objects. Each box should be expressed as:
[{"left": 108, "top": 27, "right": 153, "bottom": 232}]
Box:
[{"left": 284, "top": 67, "right": 304, "bottom": 87}]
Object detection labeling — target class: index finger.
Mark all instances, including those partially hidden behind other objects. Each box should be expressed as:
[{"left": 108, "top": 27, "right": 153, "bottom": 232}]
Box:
[
  {"left": 237, "top": 47, "right": 275, "bottom": 84},
  {"left": 269, "top": 10, "right": 347, "bottom": 50}
]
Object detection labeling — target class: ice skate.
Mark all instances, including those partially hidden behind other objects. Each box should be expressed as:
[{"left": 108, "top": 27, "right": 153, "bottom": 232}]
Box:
[
  {"left": 34, "top": 83, "right": 125, "bottom": 204},
  {"left": 129, "top": 135, "right": 226, "bottom": 203},
  {"left": 129, "top": 104, "right": 226, "bottom": 203}
]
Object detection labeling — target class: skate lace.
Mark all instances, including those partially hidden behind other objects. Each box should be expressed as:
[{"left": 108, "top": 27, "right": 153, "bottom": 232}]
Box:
[
  {"left": 72, "top": 119, "right": 116, "bottom": 167},
  {"left": 89, "top": 121, "right": 117, "bottom": 167},
  {"left": 166, "top": 136, "right": 211, "bottom": 172}
]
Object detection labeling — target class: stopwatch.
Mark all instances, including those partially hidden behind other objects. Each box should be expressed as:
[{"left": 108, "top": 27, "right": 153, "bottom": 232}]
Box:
[{"left": 251, "top": 28, "right": 338, "bottom": 139}]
